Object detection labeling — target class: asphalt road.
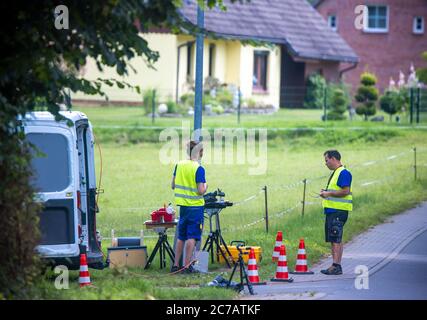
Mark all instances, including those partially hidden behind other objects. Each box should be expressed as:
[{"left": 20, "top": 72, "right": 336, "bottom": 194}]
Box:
[
  {"left": 320, "top": 229, "right": 427, "bottom": 300},
  {"left": 241, "top": 202, "right": 427, "bottom": 300}
]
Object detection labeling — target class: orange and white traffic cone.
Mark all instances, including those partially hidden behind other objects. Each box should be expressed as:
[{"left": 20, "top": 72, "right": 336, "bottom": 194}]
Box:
[
  {"left": 79, "top": 253, "right": 91, "bottom": 287},
  {"left": 290, "top": 238, "right": 314, "bottom": 275},
  {"left": 272, "top": 231, "right": 283, "bottom": 262},
  {"left": 247, "top": 248, "right": 266, "bottom": 285},
  {"left": 271, "top": 245, "right": 294, "bottom": 283}
]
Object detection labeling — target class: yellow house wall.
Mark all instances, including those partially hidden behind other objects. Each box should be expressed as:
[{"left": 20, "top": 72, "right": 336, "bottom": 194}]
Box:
[
  {"left": 239, "top": 44, "right": 281, "bottom": 109},
  {"left": 73, "top": 33, "right": 280, "bottom": 109},
  {"left": 73, "top": 33, "right": 178, "bottom": 103}
]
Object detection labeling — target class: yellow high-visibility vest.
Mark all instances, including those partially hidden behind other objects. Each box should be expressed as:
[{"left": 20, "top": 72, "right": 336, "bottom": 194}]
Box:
[
  {"left": 322, "top": 166, "right": 353, "bottom": 211},
  {"left": 174, "top": 160, "right": 205, "bottom": 207}
]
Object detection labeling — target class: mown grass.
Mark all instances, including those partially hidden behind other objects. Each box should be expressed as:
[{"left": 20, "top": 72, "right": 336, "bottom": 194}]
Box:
[
  {"left": 77, "top": 105, "right": 426, "bottom": 129},
  {"left": 29, "top": 109, "right": 427, "bottom": 300}
]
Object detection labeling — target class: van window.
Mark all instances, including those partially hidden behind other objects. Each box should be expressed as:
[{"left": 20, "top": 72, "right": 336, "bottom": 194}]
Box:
[{"left": 27, "top": 133, "right": 71, "bottom": 192}]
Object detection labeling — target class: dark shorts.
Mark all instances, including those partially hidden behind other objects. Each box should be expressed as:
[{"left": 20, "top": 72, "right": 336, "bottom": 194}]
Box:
[
  {"left": 177, "top": 206, "right": 204, "bottom": 241},
  {"left": 325, "top": 210, "right": 348, "bottom": 243}
]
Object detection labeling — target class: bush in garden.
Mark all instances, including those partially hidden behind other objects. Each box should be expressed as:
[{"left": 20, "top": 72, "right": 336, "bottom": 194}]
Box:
[
  {"left": 355, "top": 72, "right": 379, "bottom": 120},
  {"left": 304, "top": 73, "right": 326, "bottom": 109},
  {"left": 380, "top": 90, "right": 400, "bottom": 121},
  {"left": 327, "top": 88, "right": 347, "bottom": 120}
]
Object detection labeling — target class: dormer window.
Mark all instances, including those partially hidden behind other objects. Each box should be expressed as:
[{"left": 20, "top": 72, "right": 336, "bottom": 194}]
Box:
[
  {"left": 328, "top": 15, "right": 337, "bottom": 31},
  {"left": 413, "top": 16, "right": 424, "bottom": 34}
]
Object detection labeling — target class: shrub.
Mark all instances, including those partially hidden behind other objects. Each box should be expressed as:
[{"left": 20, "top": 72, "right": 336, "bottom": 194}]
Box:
[
  {"left": 327, "top": 88, "right": 347, "bottom": 120},
  {"left": 416, "top": 51, "right": 427, "bottom": 84},
  {"left": 216, "top": 88, "right": 233, "bottom": 108},
  {"left": 166, "top": 100, "right": 177, "bottom": 113},
  {"left": 355, "top": 72, "right": 379, "bottom": 120},
  {"left": 212, "top": 105, "right": 224, "bottom": 114},
  {"left": 203, "top": 76, "right": 221, "bottom": 93},
  {"left": 180, "top": 93, "right": 195, "bottom": 108},
  {"left": 245, "top": 98, "right": 257, "bottom": 108},
  {"left": 304, "top": 73, "right": 326, "bottom": 109},
  {"left": 380, "top": 90, "right": 400, "bottom": 121}
]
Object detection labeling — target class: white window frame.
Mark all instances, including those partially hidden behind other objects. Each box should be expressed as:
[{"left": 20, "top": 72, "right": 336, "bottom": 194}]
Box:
[
  {"left": 363, "top": 5, "right": 389, "bottom": 33},
  {"left": 413, "top": 16, "right": 424, "bottom": 34},
  {"left": 328, "top": 14, "right": 338, "bottom": 31}
]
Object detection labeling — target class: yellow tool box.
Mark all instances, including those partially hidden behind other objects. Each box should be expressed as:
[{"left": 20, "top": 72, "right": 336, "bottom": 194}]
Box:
[{"left": 218, "top": 241, "right": 262, "bottom": 264}]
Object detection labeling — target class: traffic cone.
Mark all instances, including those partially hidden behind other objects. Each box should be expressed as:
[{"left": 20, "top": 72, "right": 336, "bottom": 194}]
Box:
[
  {"left": 79, "top": 253, "right": 91, "bottom": 287},
  {"left": 290, "top": 238, "right": 314, "bottom": 275},
  {"left": 272, "top": 231, "right": 283, "bottom": 261},
  {"left": 271, "top": 244, "right": 293, "bottom": 282},
  {"left": 247, "top": 248, "right": 266, "bottom": 285}
]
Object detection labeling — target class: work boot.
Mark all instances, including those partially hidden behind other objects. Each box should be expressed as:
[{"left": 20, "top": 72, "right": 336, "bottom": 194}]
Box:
[
  {"left": 184, "top": 265, "right": 200, "bottom": 274},
  {"left": 170, "top": 265, "right": 181, "bottom": 274},
  {"left": 320, "top": 265, "right": 342, "bottom": 275}
]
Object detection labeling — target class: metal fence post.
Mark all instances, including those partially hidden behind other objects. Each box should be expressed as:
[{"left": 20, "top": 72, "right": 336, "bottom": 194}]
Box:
[
  {"left": 323, "top": 87, "right": 327, "bottom": 122},
  {"left": 416, "top": 87, "right": 421, "bottom": 124},
  {"left": 237, "top": 87, "right": 241, "bottom": 125},
  {"left": 263, "top": 186, "right": 269, "bottom": 233},
  {"left": 151, "top": 89, "right": 156, "bottom": 125},
  {"left": 410, "top": 88, "right": 414, "bottom": 124},
  {"left": 301, "top": 179, "right": 307, "bottom": 217},
  {"left": 414, "top": 147, "right": 417, "bottom": 181}
]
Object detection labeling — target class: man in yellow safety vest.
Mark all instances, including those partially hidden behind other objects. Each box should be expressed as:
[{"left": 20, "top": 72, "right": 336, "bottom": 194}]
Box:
[
  {"left": 319, "top": 150, "right": 352, "bottom": 275},
  {"left": 171, "top": 141, "right": 208, "bottom": 274}
]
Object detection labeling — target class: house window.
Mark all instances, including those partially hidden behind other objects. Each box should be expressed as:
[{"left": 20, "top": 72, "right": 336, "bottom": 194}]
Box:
[
  {"left": 253, "top": 51, "right": 269, "bottom": 91},
  {"left": 413, "top": 16, "right": 424, "bottom": 34},
  {"left": 364, "top": 5, "right": 388, "bottom": 33},
  {"left": 328, "top": 15, "right": 337, "bottom": 31},
  {"left": 208, "top": 44, "right": 216, "bottom": 77},
  {"left": 186, "top": 42, "right": 193, "bottom": 77}
]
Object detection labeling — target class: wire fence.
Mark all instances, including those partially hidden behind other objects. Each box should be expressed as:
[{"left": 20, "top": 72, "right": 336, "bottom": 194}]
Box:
[{"left": 100, "top": 147, "right": 426, "bottom": 242}]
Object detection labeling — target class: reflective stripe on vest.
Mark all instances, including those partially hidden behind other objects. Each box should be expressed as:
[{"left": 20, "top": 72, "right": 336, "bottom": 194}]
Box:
[
  {"left": 322, "top": 166, "right": 353, "bottom": 211},
  {"left": 174, "top": 160, "right": 205, "bottom": 207}
]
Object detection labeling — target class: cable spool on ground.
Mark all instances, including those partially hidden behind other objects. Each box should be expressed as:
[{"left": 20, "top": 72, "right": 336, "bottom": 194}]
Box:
[{"left": 111, "top": 229, "right": 144, "bottom": 247}]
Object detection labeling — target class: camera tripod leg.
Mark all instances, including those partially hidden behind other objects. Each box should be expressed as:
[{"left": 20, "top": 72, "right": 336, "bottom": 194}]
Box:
[
  {"left": 213, "top": 232, "right": 231, "bottom": 268},
  {"left": 145, "top": 234, "right": 163, "bottom": 269},
  {"left": 227, "top": 255, "right": 255, "bottom": 295},
  {"left": 240, "top": 259, "right": 255, "bottom": 295}
]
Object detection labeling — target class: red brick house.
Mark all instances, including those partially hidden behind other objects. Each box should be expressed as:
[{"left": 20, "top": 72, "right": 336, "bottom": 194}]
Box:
[{"left": 313, "top": 0, "right": 427, "bottom": 92}]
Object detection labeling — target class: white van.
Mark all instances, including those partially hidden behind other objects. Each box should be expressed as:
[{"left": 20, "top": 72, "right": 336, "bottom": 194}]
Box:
[{"left": 23, "top": 111, "right": 104, "bottom": 269}]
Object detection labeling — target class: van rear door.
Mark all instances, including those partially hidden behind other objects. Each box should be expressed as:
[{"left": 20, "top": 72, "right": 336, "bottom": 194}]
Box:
[{"left": 26, "top": 125, "right": 79, "bottom": 263}]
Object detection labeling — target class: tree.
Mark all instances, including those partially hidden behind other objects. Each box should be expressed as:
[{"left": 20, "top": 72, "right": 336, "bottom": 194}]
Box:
[
  {"left": 304, "top": 73, "right": 326, "bottom": 109},
  {"left": 0, "top": 0, "right": 240, "bottom": 298},
  {"left": 416, "top": 51, "right": 427, "bottom": 84},
  {"left": 355, "top": 72, "right": 379, "bottom": 120},
  {"left": 327, "top": 88, "right": 348, "bottom": 120},
  {"left": 380, "top": 90, "right": 400, "bottom": 121}
]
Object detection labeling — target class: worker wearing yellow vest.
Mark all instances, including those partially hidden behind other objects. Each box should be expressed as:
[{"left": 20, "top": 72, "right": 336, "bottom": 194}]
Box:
[
  {"left": 171, "top": 141, "right": 208, "bottom": 274},
  {"left": 319, "top": 150, "right": 352, "bottom": 275}
]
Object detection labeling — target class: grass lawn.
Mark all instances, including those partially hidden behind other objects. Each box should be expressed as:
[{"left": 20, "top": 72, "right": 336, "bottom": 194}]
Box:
[
  {"left": 30, "top": 108, "right": 427, "bottom": 300},
  {"left": 75, "top": 105, "right": 426, "bottom": 129}
]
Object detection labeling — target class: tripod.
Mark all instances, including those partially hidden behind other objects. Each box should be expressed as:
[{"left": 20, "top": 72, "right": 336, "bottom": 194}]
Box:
[
  {"left": 227, "top": 246, "right": 254, "bottom": 295},
  {"left": 202, "top": 208, "right": 234, "bottom": 268},
  {"left": 144, "top": 225, "right": 175, "bottom": 270}
]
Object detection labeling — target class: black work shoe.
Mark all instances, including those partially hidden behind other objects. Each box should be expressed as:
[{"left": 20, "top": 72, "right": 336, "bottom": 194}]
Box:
[
  {"left": 320, "top": 265, "right": 343, "bottom": 275},
  {"left": 184, "top": 265, "right": 200, "bottom": 274},
  {"left": 170, "top": 265, "right": 181, "bottom": 274}
]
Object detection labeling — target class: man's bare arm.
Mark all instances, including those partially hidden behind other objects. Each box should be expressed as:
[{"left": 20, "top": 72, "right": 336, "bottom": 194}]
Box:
[{"left": 197, "top": 182, "right": 207, "bottom": 195}]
